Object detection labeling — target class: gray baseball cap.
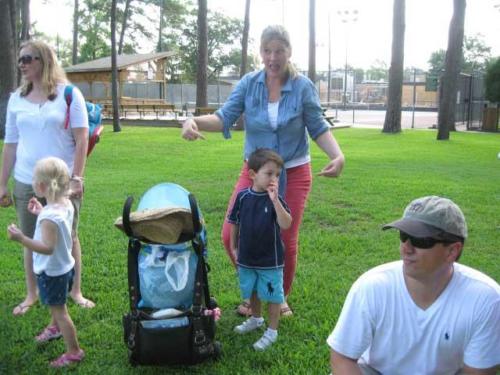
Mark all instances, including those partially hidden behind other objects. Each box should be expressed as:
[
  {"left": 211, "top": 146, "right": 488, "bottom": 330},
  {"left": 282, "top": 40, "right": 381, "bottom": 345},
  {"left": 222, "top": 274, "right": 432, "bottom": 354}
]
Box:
[{"left": 383, "top": 196, "right": 467, "bottom": 239}]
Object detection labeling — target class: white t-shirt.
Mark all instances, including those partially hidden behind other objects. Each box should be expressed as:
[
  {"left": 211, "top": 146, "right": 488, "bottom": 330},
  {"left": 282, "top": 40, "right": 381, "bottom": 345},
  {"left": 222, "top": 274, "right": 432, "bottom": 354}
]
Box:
[
  {"left": 266, "top": 101, "right": 311, "bottom": 169},
  {"left": 327, "top": 261, "right": 500, "bottom": 374},
  {"left": 268, "top": 101, "right": 279, "bottom": 130},
  {"left": 33, "top": 202, "right": 75, "bottom": 277},
  {"left": 4, "top": 84, "right": 88, "bottom": 184}
]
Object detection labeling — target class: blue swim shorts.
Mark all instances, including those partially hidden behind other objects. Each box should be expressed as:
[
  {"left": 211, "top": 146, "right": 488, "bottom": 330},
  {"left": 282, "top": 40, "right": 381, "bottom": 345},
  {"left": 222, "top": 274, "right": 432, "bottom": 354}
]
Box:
[
  {"left": 238, "top": 267, "right": 284, "bottom": 304},
  {"left": 36, "top": 268, "right": 75, "bottom": 306}
]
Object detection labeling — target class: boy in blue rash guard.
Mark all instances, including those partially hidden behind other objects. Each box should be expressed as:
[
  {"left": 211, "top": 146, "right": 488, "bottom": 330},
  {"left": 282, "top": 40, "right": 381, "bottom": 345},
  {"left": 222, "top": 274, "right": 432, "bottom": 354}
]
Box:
[{"left": 228, "top": 148, "right": 292, "bottom": 351}]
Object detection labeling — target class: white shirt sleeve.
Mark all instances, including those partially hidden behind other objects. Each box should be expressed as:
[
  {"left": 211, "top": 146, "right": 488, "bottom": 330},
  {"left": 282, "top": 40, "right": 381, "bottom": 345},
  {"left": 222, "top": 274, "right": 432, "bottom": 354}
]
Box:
[
  {"left": 327, "top": 277, "right": 375, "bottom": 359},
  {"left": 4, "top": 92, "right": 19, "bottom": 144},
  {"left": 463, "top": 290, "right": 500, "bottom": 369},
  {"left": 68, "top": 86, "right": 89, "bottom": 129}
]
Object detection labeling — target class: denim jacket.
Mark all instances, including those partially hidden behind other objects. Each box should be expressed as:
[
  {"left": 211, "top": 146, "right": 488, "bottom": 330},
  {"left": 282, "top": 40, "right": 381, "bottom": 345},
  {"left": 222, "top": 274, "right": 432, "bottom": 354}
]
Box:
[{"left": 215, "top": 70, "right": 330, "bottom": 163}]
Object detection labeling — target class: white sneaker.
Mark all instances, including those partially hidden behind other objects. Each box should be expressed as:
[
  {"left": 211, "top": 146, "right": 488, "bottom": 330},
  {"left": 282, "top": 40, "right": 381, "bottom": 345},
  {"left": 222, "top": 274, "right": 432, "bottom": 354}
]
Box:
[
  {"left": 253, "top": 329, "right": 277, "bottom": 351},
  {"left": 234, "top": 317, "right": 264, "bottom": 334}
]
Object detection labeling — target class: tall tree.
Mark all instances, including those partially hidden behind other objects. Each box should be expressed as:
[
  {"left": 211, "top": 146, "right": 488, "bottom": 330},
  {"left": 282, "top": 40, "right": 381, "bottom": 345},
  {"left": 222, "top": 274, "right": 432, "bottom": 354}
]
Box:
[
  {"left": 195, "top": 0, "right": 208, "bottom": 108},
  {"left": 382, "top": 0, "right": 405, "bottom": 133},
  {"left": 72, "top": 0, "right": 79, "bottom": 65},
  {"left": 308, "top": 0, "right": 316, "bottom": 82},
  {"left": 0, "top": 0, "right": 17, "bottom": 138},
  {"left": 437, "top": 0, "right": 466, "bottom": 140},
  {"left": 118, "top": 0, "right": 132, "bottom": 54},
  {"left": 20, "top": 0, "right": 30, "bottom": 41},
  {"left": 239, "top": 0, "right": 250, "bottom": 78},
  {"left": 157, "top": 0, "right": 165, "bottom": 52},
  {"left": 110, "top": 0, "right": 121, "bottom": 132}
]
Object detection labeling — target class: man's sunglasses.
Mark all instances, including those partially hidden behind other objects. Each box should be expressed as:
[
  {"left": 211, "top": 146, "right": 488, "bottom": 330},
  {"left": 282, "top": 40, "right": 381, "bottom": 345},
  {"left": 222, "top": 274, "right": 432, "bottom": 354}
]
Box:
[
  {"left": 18, "top": 55, "right": 40, "bottom": 65},
  {"left": 399, "top": 231, "right": 454, "bottom": 249}
]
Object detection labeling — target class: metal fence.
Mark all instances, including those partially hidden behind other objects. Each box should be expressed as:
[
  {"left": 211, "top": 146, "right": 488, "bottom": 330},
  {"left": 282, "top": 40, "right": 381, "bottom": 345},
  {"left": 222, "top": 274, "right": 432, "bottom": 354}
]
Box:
[
  {"left": 455, "top": 73, "right": 485, "bottom": 130},
  {"left": 74, "top": 68, "right": 487, "bottom": 130}
]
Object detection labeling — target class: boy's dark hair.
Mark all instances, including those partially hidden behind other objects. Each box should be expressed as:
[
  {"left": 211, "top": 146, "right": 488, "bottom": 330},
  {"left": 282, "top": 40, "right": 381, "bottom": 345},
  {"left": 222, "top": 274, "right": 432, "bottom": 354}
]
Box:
[{"left": 247, "top": 148, "right": 284, "bottom": 172}]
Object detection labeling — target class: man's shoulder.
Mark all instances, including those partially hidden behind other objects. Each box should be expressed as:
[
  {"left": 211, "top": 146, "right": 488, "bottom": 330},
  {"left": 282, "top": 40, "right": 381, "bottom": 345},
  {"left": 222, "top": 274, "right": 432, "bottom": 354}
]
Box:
[
  {"left": 454, "top": 263, "right": 500, "bottom": 296},
  {"left": 360, "top": 261, "right": 402, "bottom": 280},
  {"left": 351, "top": 261, "right": 402, "bottom": 293}
]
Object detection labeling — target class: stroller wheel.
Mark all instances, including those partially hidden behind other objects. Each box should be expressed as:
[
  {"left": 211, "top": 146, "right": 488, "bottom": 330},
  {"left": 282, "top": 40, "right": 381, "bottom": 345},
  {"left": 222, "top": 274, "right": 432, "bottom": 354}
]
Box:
[
  {"left": 212, "top": 341, "right": 222, "bottom": 360},
  {"left": 128, "top": 351, "right": 138, "bottom": 367}
]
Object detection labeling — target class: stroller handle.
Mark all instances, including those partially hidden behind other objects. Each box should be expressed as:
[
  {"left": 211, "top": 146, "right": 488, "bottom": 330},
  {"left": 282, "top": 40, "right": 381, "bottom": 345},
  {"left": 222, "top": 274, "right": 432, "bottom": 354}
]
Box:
[{"left": 188, "top": 193, "right": 201, "bottom": 235}]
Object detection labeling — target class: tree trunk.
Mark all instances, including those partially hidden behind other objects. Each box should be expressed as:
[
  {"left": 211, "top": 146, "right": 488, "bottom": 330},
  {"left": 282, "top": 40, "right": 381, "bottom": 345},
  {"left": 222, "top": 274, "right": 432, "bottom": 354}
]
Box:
[
  {"left": 0, "top": 0, "right": 17, "bottom": 138},
  {"left": 196, "top": 0, "right": 208, "bottom": 108},
  {"left": 437, "top": 0, "right": 466, "bottom": 140},
  {"left": 72, "top": 0, "right": 79, "bottom": 65},
  {"left": 118, "top": 0, "right": 132, "bottom": 54},
  {"left": 111, "top": 0, "right": 121, "bottom": 132},
  {"left": 239, "top": 0, "right": 250, "bottom": 78},
  {"left": 9, "top": 0, "right": 17, "bottom": 53},
  {"left": 157, "top": 0, "right": 164, "bottom": 52},
  {"left": 307, "top": 0, "right": 316, "bottom": 83},
  {"left": 382, "top": 0, "right": 405, "bottom": 133},
  {"left": 20, "top": 0, "right": 30, "bottom": 41}
]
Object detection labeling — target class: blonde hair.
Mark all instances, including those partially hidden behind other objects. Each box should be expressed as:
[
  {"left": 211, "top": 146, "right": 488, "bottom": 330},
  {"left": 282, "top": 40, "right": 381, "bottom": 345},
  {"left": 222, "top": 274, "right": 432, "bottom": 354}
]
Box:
[
  {"left": 19, "top": 40, "right": 68, "bottom": 100},
  {"left": 33, "top": 157, "right": 70, "bottom": 202},
  {"left": 260, "top": 25, "right": 298, "bottom": 79}
]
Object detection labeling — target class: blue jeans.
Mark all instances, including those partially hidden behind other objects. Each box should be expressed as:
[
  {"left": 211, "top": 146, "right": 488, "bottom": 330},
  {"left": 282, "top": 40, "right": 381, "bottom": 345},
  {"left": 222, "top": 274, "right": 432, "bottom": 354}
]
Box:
[{"left": 36, "top": 268, "right": 75, "bottom": 306}]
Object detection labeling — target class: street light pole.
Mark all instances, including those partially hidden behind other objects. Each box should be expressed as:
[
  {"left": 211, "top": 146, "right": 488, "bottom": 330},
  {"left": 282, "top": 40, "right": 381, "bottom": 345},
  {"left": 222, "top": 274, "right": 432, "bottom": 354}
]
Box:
[
  {"left": 327, "top": 12, "right": 331, "bottom": 107},
  {"left": 343, "top": 40, "right": 348, "bottom": 110},
  {"left": 338, "top": 9, "right": 358, "bottom": 111}
]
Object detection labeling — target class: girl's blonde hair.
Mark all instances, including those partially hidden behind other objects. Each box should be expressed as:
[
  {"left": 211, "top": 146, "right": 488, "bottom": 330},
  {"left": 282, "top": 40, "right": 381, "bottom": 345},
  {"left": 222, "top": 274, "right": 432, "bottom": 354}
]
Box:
[
  {"left": 260, "top": 25, "right": 298, "bottom": 79},
  {"left": 33, "top": 157, "right": 70, "bottom": 202},
  {"left": 19, "top": 40, "right": 68, "bottom": 100}
]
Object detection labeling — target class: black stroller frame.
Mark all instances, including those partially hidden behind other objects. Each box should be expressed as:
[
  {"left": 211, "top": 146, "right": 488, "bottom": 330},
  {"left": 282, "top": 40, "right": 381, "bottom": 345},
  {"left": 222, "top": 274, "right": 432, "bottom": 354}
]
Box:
[{"left": 121, "top": 193, "right": 221, "bottom": 366}]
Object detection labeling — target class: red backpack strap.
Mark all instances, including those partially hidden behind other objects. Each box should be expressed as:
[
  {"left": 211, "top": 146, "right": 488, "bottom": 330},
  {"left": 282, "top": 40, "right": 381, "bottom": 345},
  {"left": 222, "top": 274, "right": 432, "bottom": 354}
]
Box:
[{"left": 64, "top": 85, "right": 73, "bottom": 129}]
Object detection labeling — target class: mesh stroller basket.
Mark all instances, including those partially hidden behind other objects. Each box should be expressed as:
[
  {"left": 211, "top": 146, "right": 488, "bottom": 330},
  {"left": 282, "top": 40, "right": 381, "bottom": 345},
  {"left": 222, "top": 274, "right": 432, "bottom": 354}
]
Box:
[{"left": 119, "top": 183, "right": 221, "bottom": 366}]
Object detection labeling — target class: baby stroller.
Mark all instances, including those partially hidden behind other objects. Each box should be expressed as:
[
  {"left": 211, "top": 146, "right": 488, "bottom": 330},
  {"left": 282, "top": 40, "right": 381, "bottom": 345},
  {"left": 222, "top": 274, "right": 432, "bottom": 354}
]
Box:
[{"left": 116, "top": 183, "right": 221, "bottom": 366}]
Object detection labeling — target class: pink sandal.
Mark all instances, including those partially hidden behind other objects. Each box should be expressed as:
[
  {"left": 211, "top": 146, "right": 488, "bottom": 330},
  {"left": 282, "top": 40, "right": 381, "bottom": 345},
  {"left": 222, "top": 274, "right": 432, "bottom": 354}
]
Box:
[
  {"left": 50, "top": 349, "right": 85, "bottom": 368},
  {"left": 35, "top": 325, "right": 62, "bottom": 343}
]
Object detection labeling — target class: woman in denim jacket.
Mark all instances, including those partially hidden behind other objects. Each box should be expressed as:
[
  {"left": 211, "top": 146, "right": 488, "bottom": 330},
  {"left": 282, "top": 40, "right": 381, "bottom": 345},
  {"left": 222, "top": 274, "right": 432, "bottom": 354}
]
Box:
[{"left": 182, "top": 25, "right": 345, "bottom": 317}]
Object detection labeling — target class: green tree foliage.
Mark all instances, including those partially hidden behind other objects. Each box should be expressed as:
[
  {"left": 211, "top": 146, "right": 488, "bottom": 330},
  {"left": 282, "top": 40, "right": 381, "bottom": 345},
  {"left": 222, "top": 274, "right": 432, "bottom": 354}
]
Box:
[
  {"left": 161, "top": 2, "right": 246, "bottom": 82},
  {"left": 365, "top": 59, "right": 388, "bottom": 81},
  {"left": 116, "top": 0, "right": 154, "bottom": 54},
  {"left": 462, "top": 34, "right": 492, "bottom": 72},
  {"left": 78, "top": 0, "right": 111, "bottom": 62},
  {"left": 485, "top": 57, "right": 500, "bottom": 103},
  {"left": 427, "top": 34, "right": 492, "bottom": 75}
]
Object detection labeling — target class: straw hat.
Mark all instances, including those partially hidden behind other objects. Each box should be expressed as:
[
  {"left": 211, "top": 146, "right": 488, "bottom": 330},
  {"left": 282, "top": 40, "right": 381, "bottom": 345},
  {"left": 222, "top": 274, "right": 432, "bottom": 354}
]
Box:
[{"left": 114, "top": 207, "right": 194, "bottom": 244}]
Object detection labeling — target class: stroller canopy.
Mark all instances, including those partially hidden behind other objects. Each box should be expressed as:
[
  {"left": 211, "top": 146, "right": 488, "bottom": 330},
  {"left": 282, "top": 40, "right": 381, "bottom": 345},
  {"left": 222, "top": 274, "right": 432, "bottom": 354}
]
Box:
[{"left": 115, "top": 183, "right": 205, "bottom": 245}]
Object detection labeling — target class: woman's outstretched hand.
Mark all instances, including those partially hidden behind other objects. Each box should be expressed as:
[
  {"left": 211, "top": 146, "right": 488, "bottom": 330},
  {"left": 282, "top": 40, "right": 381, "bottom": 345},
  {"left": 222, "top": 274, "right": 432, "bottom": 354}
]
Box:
[
  {"left": 317, "top": 155, "right": 345, "bottom": 178},
  {"left": 181, "top": 118, "right": 205, "bottom": 141}
]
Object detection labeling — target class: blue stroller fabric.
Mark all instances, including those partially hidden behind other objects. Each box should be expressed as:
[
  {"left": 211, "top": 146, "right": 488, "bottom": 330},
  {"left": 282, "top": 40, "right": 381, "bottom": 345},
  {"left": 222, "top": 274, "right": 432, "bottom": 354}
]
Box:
[
  {"left": 135, "top": 183, "right": 207, "bottom": 310},
  {"left": 138, "top": 244, "right": 197, "bottom": 309}
]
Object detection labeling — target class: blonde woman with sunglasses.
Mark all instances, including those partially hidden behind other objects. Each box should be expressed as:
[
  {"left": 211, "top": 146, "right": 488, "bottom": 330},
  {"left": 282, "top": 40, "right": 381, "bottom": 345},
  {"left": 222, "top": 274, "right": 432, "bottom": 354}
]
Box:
[{"left": 0, "top": 40, "right": 95, "bottom": 315}]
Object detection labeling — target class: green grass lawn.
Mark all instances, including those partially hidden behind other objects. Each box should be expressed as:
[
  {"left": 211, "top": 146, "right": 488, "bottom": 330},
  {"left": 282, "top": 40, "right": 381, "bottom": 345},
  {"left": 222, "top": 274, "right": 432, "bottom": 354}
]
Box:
[{"left": 0, "top": 127, "right": 499, "bottom": 374}]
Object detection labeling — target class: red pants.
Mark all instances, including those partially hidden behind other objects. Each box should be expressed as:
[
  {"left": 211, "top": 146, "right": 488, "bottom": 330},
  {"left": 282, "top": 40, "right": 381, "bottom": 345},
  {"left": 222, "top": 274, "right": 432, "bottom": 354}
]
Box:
[{"left": 221, "top": 162, "right": 312, "bottom": 296}]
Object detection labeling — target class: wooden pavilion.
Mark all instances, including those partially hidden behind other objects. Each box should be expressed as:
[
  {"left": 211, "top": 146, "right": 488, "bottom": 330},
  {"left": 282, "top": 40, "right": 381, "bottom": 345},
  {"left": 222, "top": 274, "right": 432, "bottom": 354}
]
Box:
[{"left": 65, "top": 51, "right": 176, "bottom": 103}]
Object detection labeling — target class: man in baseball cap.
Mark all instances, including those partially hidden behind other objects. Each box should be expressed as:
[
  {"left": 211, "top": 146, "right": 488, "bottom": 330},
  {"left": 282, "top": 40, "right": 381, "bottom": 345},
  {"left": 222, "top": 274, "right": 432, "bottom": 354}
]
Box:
[{"left": 327, "top": 196, "right": 499, "bottom": 374}]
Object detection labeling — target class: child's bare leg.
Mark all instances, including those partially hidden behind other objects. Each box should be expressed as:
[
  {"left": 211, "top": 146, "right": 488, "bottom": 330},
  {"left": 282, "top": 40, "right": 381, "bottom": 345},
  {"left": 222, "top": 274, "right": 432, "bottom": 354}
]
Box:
[
  {"left": 250, "top": 292, "right": 261, "bottom": 318},
  {"left": 268, "top": 302, "right": 280, "bottom": 330},
  {"left": 50, "top": 305, "right": 80, "bottom": 354}
]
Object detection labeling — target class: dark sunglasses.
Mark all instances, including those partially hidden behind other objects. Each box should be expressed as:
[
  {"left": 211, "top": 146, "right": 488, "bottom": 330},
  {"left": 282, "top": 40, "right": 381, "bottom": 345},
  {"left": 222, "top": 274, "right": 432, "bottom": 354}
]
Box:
[
  {"left": 399, "top": 231, "right": 445, "bottom": 249},
  {"left": 18, "top": 55, "right": 40, "bottom": 65}
]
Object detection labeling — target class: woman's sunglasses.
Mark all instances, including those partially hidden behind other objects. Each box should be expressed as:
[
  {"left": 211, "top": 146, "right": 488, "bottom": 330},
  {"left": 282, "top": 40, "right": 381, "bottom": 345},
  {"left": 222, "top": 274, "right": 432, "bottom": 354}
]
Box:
[
  {"left": 18, "top": 55, "right": 40, "bottom": 65},
  {"left": 399, "top": 231, "right": 446, "bottom": 249}
]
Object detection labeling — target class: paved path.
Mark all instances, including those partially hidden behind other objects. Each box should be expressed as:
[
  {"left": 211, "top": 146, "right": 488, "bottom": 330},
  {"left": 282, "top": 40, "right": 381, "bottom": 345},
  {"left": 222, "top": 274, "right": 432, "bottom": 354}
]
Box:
[{"left": 328, "top": 109, "right": 471, "bottom": 131}]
